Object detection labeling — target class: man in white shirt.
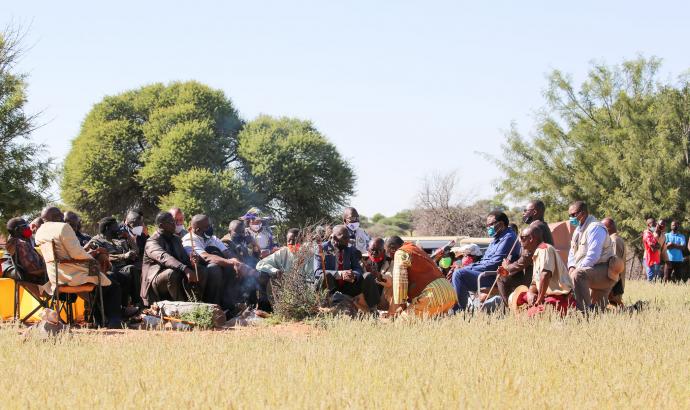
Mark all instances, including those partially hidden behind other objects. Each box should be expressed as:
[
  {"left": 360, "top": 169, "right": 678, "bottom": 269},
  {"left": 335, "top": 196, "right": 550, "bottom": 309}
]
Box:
[
  {"left": 182, "top": 214, "right": 269, "bottom": 312},
  {"left": 566, "top": 201, "right": 616, "bottom": 311},
  {"left": 343, "top": 207, "right": 370, "bottom": 257}
]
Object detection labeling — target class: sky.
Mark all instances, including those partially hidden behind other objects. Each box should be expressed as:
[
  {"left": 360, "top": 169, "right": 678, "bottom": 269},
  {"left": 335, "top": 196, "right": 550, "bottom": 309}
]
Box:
[{"left": 2, "top": 0, "right": 690, "bottom": 217}]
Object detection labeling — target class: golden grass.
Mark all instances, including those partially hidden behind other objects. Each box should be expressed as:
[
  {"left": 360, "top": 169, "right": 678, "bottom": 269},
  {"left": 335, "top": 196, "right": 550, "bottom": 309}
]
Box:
[{"left": 2, "top": 280, "right": 689, "bottom": 409}]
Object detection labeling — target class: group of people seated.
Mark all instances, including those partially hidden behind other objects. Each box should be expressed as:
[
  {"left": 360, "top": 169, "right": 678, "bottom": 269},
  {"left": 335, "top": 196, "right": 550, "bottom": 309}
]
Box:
[{"left": 1, "top": 199, "right": 627, "bottom": 328}]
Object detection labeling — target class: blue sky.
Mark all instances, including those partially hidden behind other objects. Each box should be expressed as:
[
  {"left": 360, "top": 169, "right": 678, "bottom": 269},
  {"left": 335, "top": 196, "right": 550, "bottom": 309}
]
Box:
[{"left": 3, "top": 1, "right": 689, "bottom": 217}]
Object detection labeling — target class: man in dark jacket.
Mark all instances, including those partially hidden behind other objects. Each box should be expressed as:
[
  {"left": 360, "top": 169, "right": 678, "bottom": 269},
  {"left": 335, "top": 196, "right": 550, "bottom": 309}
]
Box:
[
  {"left": 142, "top": 212, "right": 221, "bottom": 306},
  {"left": 313, "top": 225, "right": 379, "bottom": 310}
]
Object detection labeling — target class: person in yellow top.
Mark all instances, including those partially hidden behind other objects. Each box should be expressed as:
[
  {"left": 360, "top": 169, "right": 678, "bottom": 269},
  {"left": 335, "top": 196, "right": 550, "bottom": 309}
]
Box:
[{"left": 378, "top": 236, "right": 457, "bottom": 317}]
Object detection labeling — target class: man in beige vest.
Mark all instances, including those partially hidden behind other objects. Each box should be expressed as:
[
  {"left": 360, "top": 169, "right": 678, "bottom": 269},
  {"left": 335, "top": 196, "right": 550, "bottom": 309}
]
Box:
[
  {"left": 566, "top": 201, "right": 617, "bottom": 311},
  {"left": 34, "top": 207, "right": 123, "bottom": 328}
]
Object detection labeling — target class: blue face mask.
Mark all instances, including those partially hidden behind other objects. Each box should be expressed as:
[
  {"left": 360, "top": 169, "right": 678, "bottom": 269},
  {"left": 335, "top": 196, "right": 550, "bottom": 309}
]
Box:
[
  {"left": 569, "top": 217, "right": 580, "bottom": 227},
  {"left": 487, "top": 226, "right": 496, "bottom": 237}
]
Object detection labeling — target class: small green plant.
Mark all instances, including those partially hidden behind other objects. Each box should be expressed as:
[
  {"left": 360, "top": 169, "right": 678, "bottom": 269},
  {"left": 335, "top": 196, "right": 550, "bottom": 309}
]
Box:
[{"left": 179, "top": 305, "right": 214, "bottom": 329}]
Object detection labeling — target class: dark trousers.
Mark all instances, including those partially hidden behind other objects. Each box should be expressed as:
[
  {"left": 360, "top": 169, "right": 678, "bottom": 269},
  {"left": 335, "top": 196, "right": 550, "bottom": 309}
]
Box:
[
  {"left": 150, "top": 264, "right": 224, "bottom": 305},
  {"left": 318, "top": 272, "right": 380, "bottom": 308},
  {"left": 111, "top": 264, "right": 142, "bottom": 306},
  {"left": 664, "top": 261, "right": 684, "bottom": 282},
  {"left": 97, "top": 280, "right": 122, "bottom": 328},
  {"left": 497, "top": 268, "right": 533, "bottom": 304}
]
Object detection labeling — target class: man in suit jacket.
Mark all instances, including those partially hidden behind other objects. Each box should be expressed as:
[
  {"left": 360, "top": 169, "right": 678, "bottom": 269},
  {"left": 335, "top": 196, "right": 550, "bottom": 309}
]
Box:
[
  {"left": 143, "top": 211, "right": 223, "bottom": 307},
  {"left": 314, "top": 225, "right": 379, "bottom": 310}
]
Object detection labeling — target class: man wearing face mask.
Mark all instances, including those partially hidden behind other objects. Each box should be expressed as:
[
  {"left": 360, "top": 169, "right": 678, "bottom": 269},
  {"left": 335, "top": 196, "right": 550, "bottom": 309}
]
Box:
[
  {"left": 87, "top": 217, "right": 142, "bottom": 313},
  {"left": 241, "top": 208, "right": 276, "bottom": 258},
  {"left": 362, "top": 237, "right": 393, "bottom": 310},
  {"left": 142, "top": 212, "right": 201, "bottom": 306},
  {"left": 313, "top": 225, "right": 379, "bottom": 311},
  {"left": 566, "top": 201, "right": 617, "bottom": 311},
  {"left": 1, "top": 218, "right": 49, "bottom": 291},
  {"left": 521, "top": 200, "right": 554, "bottom": 245},
  {"left": 181, "top": 214, "right": 238, "bottom": 308},
  {"left": 124, "top": 210, "right": 148, "bottom": 262},
  {"left": 451, "top": 211, "right": 521, "bottom": 311},
  {"left": 343, "top": 207, "right": 370, "bottom": 257},
  {"left": 495, "top": 200, "right": 553, "bottom": 306},
  {"left": 169, "top": 207, "right": 188, "bottom": 238},
  {"left": 64, "top": 211, "right": 91, "bottom": 247}
]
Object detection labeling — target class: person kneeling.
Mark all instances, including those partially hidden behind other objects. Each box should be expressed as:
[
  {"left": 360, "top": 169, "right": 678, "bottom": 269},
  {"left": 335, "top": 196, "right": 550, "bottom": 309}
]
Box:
[
  {"left": 379, "top": 236, "right": 457, "bottom": 317},
  {"left": 510, "top": 226, "right": 574, "bottom": 317}
]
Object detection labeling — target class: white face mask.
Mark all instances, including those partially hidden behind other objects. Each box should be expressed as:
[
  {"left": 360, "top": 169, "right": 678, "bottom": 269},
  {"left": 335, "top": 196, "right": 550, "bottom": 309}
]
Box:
[
  {"left": 175, "top": 224, "right": 184, "bottom": 234},
  {"left": 346, "top": 222, "right": 360, "bottom": 231},
  {"left": 130, "top": 226, "right": 144, "bottom": 236},
  {"left": 250, "top": 224, "right": 262, "bottom": 232}
]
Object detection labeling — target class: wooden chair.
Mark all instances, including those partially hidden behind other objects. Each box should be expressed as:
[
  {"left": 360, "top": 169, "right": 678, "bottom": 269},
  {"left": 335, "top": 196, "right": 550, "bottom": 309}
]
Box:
[{"left": 49, "top": 240, "right": 105, "bottom": 326}]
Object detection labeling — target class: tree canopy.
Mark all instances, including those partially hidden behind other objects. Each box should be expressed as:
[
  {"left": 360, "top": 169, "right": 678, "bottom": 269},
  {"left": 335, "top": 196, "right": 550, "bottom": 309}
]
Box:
[
  {"left": 237, "top": 115, "right": 355, "bottom": 226},
  {"left": 495, "top": 56, "right": 690, "bottom": 250},
  {"left": 61, "top": 81, "right": 243, "bottom": 223},
  {"left": 0, "top": 28, "right": 53, "bottom": 228}
]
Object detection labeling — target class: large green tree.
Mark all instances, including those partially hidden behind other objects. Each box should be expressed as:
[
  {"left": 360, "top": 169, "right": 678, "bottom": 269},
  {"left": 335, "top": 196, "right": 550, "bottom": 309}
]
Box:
[
  {"left": 61, "top": 81, "right": 243, "bottom": 223},
  {"left": 495, "top": 57, "right": 690, "bottom": 250},
  {"left": 237, "top": 115, "right": 355, "bottom": 226},
  {"left": 0, "top": 28, "right": 53, "bottom": 228}
]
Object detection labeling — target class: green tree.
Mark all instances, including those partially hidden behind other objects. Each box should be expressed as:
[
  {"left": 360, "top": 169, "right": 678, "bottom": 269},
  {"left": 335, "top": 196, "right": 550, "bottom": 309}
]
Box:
[
  {"left": 158, "top": 168, "right": 249, "bottom": 228},
  {"left": 62, "top": 81, "right": 243, "bottom": 223},
  {"left": 495, "top": 56, "right": 690, "bottom": 251},
  {"left": 0, "top": 28, "right": 53, "bottom": 228},
  {"left": 237, "top": 115, "right": 355, "bottom": 226}
]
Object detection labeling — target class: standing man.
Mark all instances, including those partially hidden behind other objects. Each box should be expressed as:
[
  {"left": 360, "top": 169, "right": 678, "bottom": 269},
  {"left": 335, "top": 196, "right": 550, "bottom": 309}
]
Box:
[
  {"left": 313, "top": 225, "right": 379, "bottom": 311},
  {"left": 169, "top": 207, "right": 188, "bottom": 237},
  {"left": 664, "top": 220, "right": 685, "bottom": 283},
  {"left": 521, "top": 200, "right": 554, "bottom": 245},
  {"left": 602, "top": 218, "right": 626, "bottom": 306},
  {"left": 566, "top": 201, "right": 616, "bottom": 311},
  {"left": 451, "top": 211, "right": 520, "bottom": 310},
  {"left": 642, "top": 218, "right": 663, "bottom": 281},
  {"left": 124, "top": 210, "right": 148, "bottom": 263},
  {"left": 343, "top": 207, "right": 370, "bottom": 257}
]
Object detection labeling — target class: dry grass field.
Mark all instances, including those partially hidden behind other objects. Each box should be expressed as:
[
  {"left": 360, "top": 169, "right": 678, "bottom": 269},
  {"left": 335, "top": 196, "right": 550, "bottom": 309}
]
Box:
[{"left": 1, "top": 280, "right": 689, "bottom": 409}]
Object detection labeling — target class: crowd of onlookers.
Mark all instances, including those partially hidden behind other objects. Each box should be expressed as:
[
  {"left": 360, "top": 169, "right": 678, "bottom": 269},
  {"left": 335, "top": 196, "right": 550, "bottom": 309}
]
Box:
[{"left": 0, "top": 198, "right": 669, "bottom": 328}]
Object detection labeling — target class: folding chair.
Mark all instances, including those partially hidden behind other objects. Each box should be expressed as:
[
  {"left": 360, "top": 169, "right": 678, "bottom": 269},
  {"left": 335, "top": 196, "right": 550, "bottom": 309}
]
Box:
[
  {"left": 48, "top": 240, "right": 105, "bottom": 326},
  {"left": 8, "top": 252, "right": 51, "bottom": 324},
  {"left": 467, "top": 271, "right": 499, "bottom": 311}
]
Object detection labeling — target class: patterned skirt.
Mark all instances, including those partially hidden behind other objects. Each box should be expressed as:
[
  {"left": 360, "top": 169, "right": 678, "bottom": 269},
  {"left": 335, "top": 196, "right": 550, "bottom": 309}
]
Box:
[{"left": 408, "top": 278, "right": 457, "bottom": 317}]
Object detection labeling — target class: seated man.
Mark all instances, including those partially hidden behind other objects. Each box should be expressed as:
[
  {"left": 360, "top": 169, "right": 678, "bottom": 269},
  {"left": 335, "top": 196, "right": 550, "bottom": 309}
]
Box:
[
  {"left": 1, "top": 218, "right": 49, "bottom": 291},
  {"left": 64, "top": 211, "right": 91, "bottom": 247},
  {"left": 256, "top": 228, "right": 313, "bottom": 279},
  {"left": 88, "top": 217, "right": 142, "bottom": 310},
  {"left": 602, "top": 217, "right": 626, "bottom": 306},
  {"left": 511, "top": 226, "right": 574, "bottom": 317},
  {"left": 362, "top": 237, "right": 393, "bottom": 310},
  {"left": 567, "top": 201, "right": 617, "bottom": 311},
  {"left": 124, "top": 209, "right": 148, "bottom": 265},
  {"left": 34, "top": 207, "right": 121, "bottom": 328},
  {"left": 169, "top": 207, "right": 188, "bottom": 237},
  {"left": 182, "top": 214, "right": 245, "bottom": 309},
  {"left": 142, "top": 212, "right": 204, "bottom": 306},
  {"left": 451, "top": 211, "right": 520, "bottom": 310},
  {"left": 221, "top": 219, "right": 261, "bottom": 267},
  {"left": 313, "top": 225, "right": 379, "bottom": 311},
  {"left": 379, "top": 236, "right": 457, "bottom": 317}
]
